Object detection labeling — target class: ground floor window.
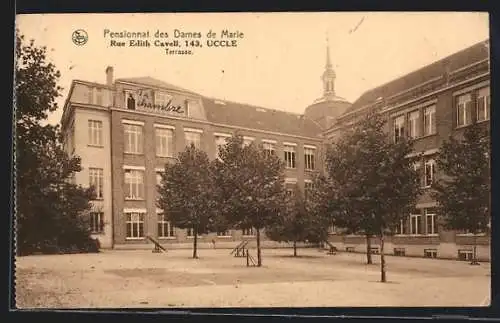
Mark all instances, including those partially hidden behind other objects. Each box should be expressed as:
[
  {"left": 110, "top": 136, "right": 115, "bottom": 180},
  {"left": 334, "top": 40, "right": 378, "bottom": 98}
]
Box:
[
  {"left": 126, "top": 212, "right": 145, "bottom": 239},
  {"left": 186, "top": 227, "right": 202, "bottom": 238},
  {"left": 89, "top": 212, "right": 104, "bottom": 234},
  {"left": 242, "top": 227, "right": 255, "bottom": 236},
  {"left": 395, "top": 218, "right": 409, "bottom": 235},
  {"left": 157, "top": 213, "right": 175, "bottom": 238},
  {"left": 217, "top": 230, "right": 231, "bottom": 237}
]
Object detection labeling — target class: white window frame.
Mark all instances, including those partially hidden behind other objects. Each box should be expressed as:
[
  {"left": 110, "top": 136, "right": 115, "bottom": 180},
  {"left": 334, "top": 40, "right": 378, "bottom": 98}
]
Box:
[
  {"left": 157, "top": 212, "right": 175, "bottom": 239},
  {"left": 217, "top": 230, "right": 232, "bottom": 238},
  {"left": 243, "top": 136, "right": 255, "bottom": 147},
  {"left": 123, "top": 123, "right": 143, "bottom": 154},
  {"left": 408, "top": 110, "right": 420, "bottom": 139},
  {"left": 284, "top": 145, "right": 296, "bottom": 169},
  {"left": 184, "top": 129, "right": 202, "bottom": 149},
  {"left": 304, "top": 147, "right": 316, "bottom": 171},
  {"left": 154, "top": 91, "right": 172, "bottom": 106},
  {"left": 393, "top": 115, "right": 405, "bottom": 143},
  {"left": 155, "top": 127, "right": 174, "bottom": 157},
  {"left": 476, "top": 87, "right": 490, "bottom": 123},
  {"left": 263, "top": 142, "right": 276, "bottom": 156},
  {"left": 242, "top": 227, "right": 255, "bottom": 237},
  {"left": 423, "top": 105, "right": 436, "bottom": 136},
  {"left": 424, "top": 159, "right": 436, "bottom": 188},
  {"left": 88, "top": 120, "right": 103, "bottom": 146},
  {"left": 124, "top": 169, "right": 144, "bottom": 200},
  {"left": 125, "top": 211, "right": 145, "bottom": 240},
  {"left": 95, "top": 88, "right": 103, "bottom": 106},
  {"left": 456, "top": 93, "right": 472, "bottom": 127},
  {"left": 425, "top": 209, "right": 438, "bottom": 236},
  {"left": 89, "top": 211, "right": 104, "bottom": 234},
  {"left": 89, "top": 168, "right": 104, "bottom": 199},
  {"left": 186, "top": 227, "right": 203, "bottom": 238},
  {"left": 410, "top": 213, "right": 423, "bottom": 235}
]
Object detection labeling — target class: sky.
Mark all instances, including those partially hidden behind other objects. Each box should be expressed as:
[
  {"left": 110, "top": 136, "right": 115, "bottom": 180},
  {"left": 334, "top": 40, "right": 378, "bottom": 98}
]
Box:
[{"left": 16, "top": 12, "right": 489, "bottom": 125}]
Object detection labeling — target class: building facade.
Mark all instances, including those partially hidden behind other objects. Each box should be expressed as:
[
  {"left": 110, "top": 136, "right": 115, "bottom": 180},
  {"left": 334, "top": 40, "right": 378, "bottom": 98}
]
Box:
[
  {"left": 324, "top": 40, "right": 491, "bottom": 261},
  {"left": 61, "top": 40, "right": 490, "bottom": 260}
]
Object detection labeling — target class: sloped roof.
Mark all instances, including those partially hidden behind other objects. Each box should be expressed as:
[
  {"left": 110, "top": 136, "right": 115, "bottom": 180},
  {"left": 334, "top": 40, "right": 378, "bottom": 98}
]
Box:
[
  {"left": 343, "top": 39, "right": 489, "bottom": 116},
  {"left": 202, "top": 98, "right": 323, "bottom": 138},
  {"left": 116, "top": 76, "right": 200, "bottom": 95}
]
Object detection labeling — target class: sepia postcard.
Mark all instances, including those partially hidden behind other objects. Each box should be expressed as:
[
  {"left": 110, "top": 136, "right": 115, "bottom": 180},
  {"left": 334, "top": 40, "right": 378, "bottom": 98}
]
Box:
[{"left": 14, "top": 12, "right": 491, "bottom": 309}]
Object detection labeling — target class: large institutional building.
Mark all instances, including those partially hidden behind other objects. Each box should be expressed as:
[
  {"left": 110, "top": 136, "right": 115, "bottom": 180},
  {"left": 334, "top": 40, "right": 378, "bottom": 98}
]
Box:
[{"left": 61, "top": 40, "right": 490, "bottom": 260}]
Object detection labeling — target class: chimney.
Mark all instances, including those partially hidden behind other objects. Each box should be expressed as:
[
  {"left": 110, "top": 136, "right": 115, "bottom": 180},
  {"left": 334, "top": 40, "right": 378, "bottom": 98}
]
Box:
[{"left": 105, "top": 66, "right": 114, "bottom": 86}]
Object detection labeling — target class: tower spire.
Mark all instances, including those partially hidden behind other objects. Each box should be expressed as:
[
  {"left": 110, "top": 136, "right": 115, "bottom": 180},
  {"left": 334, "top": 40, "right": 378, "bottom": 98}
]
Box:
[
  {"left": 326, "top": 34, "right": 332, "bottom": 69},
  {"left": 322, "top": 33, "right": 336, "bottom": 97}
]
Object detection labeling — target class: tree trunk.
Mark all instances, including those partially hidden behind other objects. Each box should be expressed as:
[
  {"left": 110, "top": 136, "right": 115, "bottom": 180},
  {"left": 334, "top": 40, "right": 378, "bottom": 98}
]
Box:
[
  {"left": 256, "top": 227, "right": 262, "bottom": 267},
  {"left": 380, "top": 231, "right": 387, "bottom": 282},
  {"left": 366, "top": 234, "right": 373, "bottom": 264},
  {"left": 193, "top": 227, "right": 198, "bottom": 259},
  {"left": 293, "top": 240, "right": 297, "bottom": 257}
]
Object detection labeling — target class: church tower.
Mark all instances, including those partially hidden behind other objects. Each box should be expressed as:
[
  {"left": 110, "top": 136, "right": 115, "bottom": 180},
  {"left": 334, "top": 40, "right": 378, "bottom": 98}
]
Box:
[{"left": 322, "top": 37, "right": 337, "bottom": 98}]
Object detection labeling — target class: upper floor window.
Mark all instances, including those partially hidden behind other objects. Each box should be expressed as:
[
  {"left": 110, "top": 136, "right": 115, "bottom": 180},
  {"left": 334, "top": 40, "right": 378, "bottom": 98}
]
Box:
[
  {"left": 395, "top": 217, "right": 409, "bottom": 235},
  {"left": 263, "top": 141, "right": 276, "bottom": 156},
  {"left": 215, "top": 134, "right": 230, "bottom": 159},
  {"left": 89, "top": 168, "right": 103, "bottom": 199},
  {"left": 95, "top": 88, "right": 103, "bottom": 106},
  {"left": 155, "top": 127, "right": 174, "bottom": 157},
  {"left": 243, "top": 137, "right": 254, "bottom": 147},
  {"left": 124, "top": 169, "right": 144, "bottom": 200},
  {"left": 410, "top": 212, "right": 423, "bottom": 235},
  {"left": 304, "top": 181, "right": 314, "bottom": 199},
  {"left": 408, "top": 110, "right": 420, "bottom": 139},
  {"left": 125, "top": 91, "right": 136, "bottom": 110},
  {"left": 393, "top": 115, "right": 405, "bottom": 143},
  {"left": 477, "top": 87, "right": 490, "bottom": 122},
  {"left": 456, "top": 93, "right": 473, "bottom": 127},
  {"left": 185, "top": 129, "right": 202, "bottom": 149},
  {"left": 284, "top": 144, "right": 296, "bottom": 169},
  {"left": 423, "top": 105, "right": 436, "bottom": 136},
  {"left": 425, "top": 208, "right": 438, "bottom": 235},
  {"left": 424, "top": 159, "right": 436, "bottom": 187},
  {"left": 88, "top": 120, "right": 103, "bottom": 146},
  {"left": 154, "top": 91, "right": 172, "bottom": 106},
  {"left": 304, "top": 147, "right": 316, "bottom": 170},
  {"left": 124, "top": 123, "right": 143, "bottom": 154}
]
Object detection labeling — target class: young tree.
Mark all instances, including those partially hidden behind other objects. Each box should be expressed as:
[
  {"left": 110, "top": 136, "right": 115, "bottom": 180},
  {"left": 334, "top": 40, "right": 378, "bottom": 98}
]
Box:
[
  {"left": 15, "top": 31, "right": 97, "bottom": 255},
  {"left": 157, "top": 144, "right": 217, "bottom": 259},
  {"left": 431, "top": 123, "right": 490, "bottom": 265},
  {"left": 323, "top": 109, "right": 422, "bottom": 282},
  {"left": 266, "top": 186, "right": 329, "bottom": 257},
  {"left": 213, "top": 135, "right": 286, "bottom": 267}
]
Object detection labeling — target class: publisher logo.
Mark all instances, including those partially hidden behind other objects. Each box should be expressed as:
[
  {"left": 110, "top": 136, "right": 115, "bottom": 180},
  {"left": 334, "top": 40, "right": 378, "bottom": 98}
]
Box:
[{"left": 72, "top": 29, "right": 88, "bottom": 46}]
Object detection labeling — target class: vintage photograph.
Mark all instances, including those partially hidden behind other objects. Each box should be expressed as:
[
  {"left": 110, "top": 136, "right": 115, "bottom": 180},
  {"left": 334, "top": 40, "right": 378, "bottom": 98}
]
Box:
[{"left": 14, "top": 12, "right": 490, "bottom": 308}]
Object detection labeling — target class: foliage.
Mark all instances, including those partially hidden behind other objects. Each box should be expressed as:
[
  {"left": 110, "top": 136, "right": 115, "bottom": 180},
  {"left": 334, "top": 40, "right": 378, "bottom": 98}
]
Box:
[
  {"left": 16, "top": 31, "right": 98, "bottom": 255},
  {"left": 213, "top": 135, "right": 286, "bottom": 266},
  {"left": 157, "top": 144, "right": 217, "bottom": 258},
  {"left": 322, "top": 109, "right": 422, "bottom": 280},
  {"left": 431, "top": 123, "right": 490, "bottom": 262}
]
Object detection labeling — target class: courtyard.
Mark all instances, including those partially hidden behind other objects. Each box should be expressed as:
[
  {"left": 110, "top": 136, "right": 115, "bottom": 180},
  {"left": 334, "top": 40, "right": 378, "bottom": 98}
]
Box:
[{"left": 15, "top": 248, "right": 490, "bottom": 308}]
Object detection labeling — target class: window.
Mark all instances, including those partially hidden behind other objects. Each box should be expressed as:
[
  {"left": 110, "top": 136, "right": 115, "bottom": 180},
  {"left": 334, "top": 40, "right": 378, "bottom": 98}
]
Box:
[
  {"left": 284, "top": 145, "right": 296, "bottom": 168},
  {"left": 87, "top": 87, "right": 93, "bottom": 104},
  {"left": 89, "top": 212, "right": 104, "bottom": 233},
  {"left": 394, "top": 248, "right": 406, "bottom": 256},
  {"left": 124, "top": 124, "right": 143, "bottom": 154},
  {"left": 456, "top": 93, "right": 473, "bottom": 127},
  {"left": 263, "top": 142, "right": 276, "bottom": 156},
  {"left": 185, "top": 131, "right": 201, "bottom": 149},
  {"left": 304, "top": 181, "right": 314, "bottom": 199},
  {"left": 215, "top": 135, "right": 229, "bottom": 159},
  {"left": 243, "top": 137, "right": 254, "bottom": 147},
  {"left": 124, "top": 169, "right": 144, "bottom": 200},
  {"left": 156, "top": 128, "right": 174, "bottom": 157},
  {"left": 328, "top": 225, "right": 336, "bottom": 234},
  {"left": 125, "top": 91, "right": 136, "bottom": 110},
  {"left": 477, "top": 87, "right": 490, "bottom": 122},
  {"left": 242, "top": 227, "right": 255, "bottom": 236},
  {"left": 410, "top": 212, "right": 423, "bottom": 235},
  {"left": 286, "top": 189, "right": 294, "bottom": 197},
  {"left": 186, "top": 227, "right": 202, "bottom": 238},
  {"left": 88, "top": 120, "right": 103, "bottom": 146},
  {"left": 424, "top": 159, "right": 436, "bottom": 187},
  {"left": 95, "top": 88, "right": 103, "bottom": 106},
  {"left": 423, "top": 105, "right": 436, "bottom": 136},
  {"left": 425, "top": 208, "right": 438, "bottom": 235},
  {"left": 393, "top": 115, "right": 405, "bottom": 143},
  {"left": 157, "top": 213, "right": 175, "bottom": 238},
  {"left": 89, "top": 168, "right": 103, "bottom": 199},
  {"left": 156, "top": 172, "right": 163, "bottom": 186},
  {"left": 408, "top": 110, "right": 420, "bottom": 139},
  {"left": 413, "top": 162, "right": 424, "bottom": 188},
  {"left": 154, "top": 91, "right": 172, "bottom": 106},
  {"left": 126, "top": 212, "right": 145, "bottom": 239},
  {"left": 458, "top": 249, "right": 473, "bottom": 261},
  {"left": 217, "top": 230, "right": 231, "bottom": 237},
  {"left": 424, "top": 249, "right": 438, "bottom": 258},
  {"left": 395, "top": 218, "right": 409, "bottom": 235},
  {"left": 304, "top": 147, "right": 316, "bottom": 170}
]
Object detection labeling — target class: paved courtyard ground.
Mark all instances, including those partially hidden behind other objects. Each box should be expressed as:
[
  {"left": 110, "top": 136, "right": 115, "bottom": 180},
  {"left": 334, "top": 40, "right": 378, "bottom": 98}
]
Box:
[{"left": 15, "top": 248, "right": 491, "bottom": 308}]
